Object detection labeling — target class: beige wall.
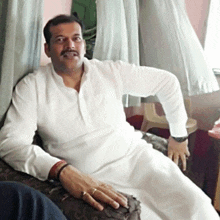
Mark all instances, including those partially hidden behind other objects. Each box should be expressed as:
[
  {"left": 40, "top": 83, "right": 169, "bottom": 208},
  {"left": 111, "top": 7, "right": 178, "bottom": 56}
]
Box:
[
  {"left": 40, "top": 0, "right": 72, "bottom": 65},
  {"left": 185, "top": 0, "right": 210, "bottom": 44}
]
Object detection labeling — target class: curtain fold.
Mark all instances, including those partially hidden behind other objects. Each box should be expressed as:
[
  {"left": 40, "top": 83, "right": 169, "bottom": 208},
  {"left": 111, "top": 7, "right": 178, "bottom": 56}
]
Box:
[
  {"left": 93, "top": 0, "right": 141, "bottom": 107},
  {"left": 0, "top": 0, "right": 43, "bottom": 127},
  {"left": 93, "top": 0, "right": 219, "bottom": 103},
  {"left": 139, "top": 0, "right": 219, "bottom": 97}
]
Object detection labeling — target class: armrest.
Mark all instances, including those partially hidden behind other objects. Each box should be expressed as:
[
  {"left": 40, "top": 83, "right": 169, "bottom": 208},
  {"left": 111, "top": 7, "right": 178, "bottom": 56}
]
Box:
[
  {"left": 141, "top": 131, "right": 185, "bottom": 169},
  {"left": 0, "top": 159, "right": 141, "bottom": 219}
]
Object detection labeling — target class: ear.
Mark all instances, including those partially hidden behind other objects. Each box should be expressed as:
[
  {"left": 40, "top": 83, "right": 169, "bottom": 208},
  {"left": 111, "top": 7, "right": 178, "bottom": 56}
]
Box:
[{"left": 44, "top": 43, "right": 51, "bottom": 58}]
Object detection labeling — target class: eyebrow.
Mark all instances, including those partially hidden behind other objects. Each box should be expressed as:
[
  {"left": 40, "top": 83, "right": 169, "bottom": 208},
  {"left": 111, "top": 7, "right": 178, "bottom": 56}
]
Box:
[
  {"left": 54, "top": 35, "right": 64, "bottom": 39},
  {"left": 53, "top": 33, "right": 82, "bottom": 39},
  {"left": 72, "top": 34, "right": 82, "bottom": 37}
]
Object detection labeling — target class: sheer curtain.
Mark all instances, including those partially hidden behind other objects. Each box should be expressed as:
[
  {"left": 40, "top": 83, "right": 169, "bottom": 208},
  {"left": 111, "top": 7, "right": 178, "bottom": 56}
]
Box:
[
  {"left": 139, "top": 0, "right": 219, "bottom": 97},
  {"left": 0, "top": 0, "right": 43, "bottom": 127},
  {"left": 93, "top": 0, "right": 219, "bottom": 105},
  {"left": 93, "top": 0, "right": 141, "bottom": 107}
]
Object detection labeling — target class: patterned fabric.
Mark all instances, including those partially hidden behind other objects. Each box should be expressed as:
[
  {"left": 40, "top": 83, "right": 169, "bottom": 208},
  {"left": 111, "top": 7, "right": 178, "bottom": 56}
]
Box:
[
  {"left": 141, "top": 132, "right": 183, "bottom": 169},
  {"left": 141, "top": 132, "right": 168, "bottom": 155},
  {"left": 0, "top": 158, "right": 141, "bottom": 220}
]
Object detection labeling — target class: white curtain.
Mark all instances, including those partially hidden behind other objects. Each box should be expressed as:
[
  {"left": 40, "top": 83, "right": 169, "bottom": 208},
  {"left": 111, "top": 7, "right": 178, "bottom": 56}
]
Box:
[
  {"left": 139, "top": 0, "right": 219, "bottom": 97},
  {"left": 93, "top": 0, "right": 141, "bottom": 107},
  {"left": 204, "top": 0, "right": 220, "bottom": 70},
  {"left": 0, "top": 0, "right": 43, "bottom": 127},
  {"left": 93, "top": 0, "right": 219, "bottom": 103}
]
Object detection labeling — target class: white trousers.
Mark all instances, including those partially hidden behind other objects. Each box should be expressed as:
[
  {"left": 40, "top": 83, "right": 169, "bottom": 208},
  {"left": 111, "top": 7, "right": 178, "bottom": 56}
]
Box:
[{"left": 92, "top": 140, "right": 219, "bottom": 220}]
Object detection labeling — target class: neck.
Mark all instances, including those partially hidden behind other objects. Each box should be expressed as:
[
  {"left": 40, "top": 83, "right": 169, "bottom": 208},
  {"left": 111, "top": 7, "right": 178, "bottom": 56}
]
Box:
[
  {"left": 56, "top": 65, "right": 84, "bottom": 92},
  {"left": 56, "top": 63, "right": 84, "bottom": 77}
]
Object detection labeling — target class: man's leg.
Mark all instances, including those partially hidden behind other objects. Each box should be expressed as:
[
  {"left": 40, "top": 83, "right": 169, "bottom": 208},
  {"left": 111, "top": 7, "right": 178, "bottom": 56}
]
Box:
[
  {"left": 129, "top": 146, "right": 219, "bottom": 219},
  {"left": 0, "top": 181, "right": 67, "bottom": 220},
  {"left": 92, "top": 142, "right": 219, "bottom": 219}
]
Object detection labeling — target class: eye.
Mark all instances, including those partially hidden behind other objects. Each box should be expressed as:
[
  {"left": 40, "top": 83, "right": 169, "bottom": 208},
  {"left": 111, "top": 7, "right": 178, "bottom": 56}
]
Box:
[
  {"left": 73, "top": 36, "right": 82, "bottom": 42},
  {"left": 55, "top": 37, "right": 65, "bottom": 43}
]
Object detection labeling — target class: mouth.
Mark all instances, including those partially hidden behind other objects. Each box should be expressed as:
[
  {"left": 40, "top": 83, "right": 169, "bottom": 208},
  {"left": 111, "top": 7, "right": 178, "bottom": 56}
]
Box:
[{"left": 61, "top": 50, "right": 79, "bottom": 58}]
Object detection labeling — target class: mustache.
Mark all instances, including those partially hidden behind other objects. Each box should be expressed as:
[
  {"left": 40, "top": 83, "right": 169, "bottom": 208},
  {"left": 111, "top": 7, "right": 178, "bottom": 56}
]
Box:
[{"left": 60, "top": 49, "right": 79, "bottom": 56}]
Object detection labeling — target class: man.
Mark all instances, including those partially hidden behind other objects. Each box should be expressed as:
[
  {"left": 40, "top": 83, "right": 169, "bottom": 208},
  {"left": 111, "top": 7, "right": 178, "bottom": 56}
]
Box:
[{"left": 0, "top": 14, "right": 218, "bottom": 219}]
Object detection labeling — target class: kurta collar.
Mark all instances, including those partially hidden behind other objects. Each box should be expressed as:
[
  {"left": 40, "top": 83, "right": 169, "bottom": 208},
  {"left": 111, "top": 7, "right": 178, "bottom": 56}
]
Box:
[{"left": 49, "top": 57, "right": 90, "bottom": 89}]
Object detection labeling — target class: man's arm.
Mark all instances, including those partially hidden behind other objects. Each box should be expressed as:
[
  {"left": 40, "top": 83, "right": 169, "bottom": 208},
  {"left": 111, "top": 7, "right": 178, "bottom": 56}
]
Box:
[
  {"left": 116, "top": 61, "right": 189, "bottom": 168},
  {"left": 0, "top": 75, "right": 60, "bottom": 180},
  {"left": 0, "top": 73, "right": 128, "bottom": 210}
]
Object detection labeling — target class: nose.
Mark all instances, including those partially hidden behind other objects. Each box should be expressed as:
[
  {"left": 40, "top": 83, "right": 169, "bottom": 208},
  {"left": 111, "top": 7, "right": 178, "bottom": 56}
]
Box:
[{"left": 65, "top": 38, "right": 75, "bottom": 49}]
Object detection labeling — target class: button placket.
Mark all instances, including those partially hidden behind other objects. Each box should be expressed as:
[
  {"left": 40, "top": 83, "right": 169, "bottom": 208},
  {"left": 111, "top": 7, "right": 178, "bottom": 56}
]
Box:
[{"left": 78, "top": 80, "right": 93, "bottom": 129}]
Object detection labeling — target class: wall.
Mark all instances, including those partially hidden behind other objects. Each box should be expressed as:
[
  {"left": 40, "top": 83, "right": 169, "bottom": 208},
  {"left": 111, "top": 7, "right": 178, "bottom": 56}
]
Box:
[
  {"left": 185, "top": 0, "right": 210, "bottom": 44},
  {"left": 40, "top": 0, "right": 72, "bottom": 65}
]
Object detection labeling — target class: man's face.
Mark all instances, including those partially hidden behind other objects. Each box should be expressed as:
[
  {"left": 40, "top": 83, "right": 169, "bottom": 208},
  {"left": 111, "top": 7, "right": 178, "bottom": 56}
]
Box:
[{"left": 45, "top": 22, "right": 86, "bottom": 74}]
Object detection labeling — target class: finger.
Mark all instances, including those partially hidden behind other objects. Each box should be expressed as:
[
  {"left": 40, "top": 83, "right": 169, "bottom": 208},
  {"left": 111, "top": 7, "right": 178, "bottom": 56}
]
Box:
[
  {"left": 168, "top": 152, "right": 173, "bottom": 160},
  {"left": 173, "top": 154, "right": 179, "bottom": 165},
  {"left": 99, "top": 184, "right": 128, "bottom": 207},
  {"left": 180, "top": 154, "right": 187, "bottom": 171},
  {"left": 109, "top": 191, "right": 128, "bottom": 208},
  {"left": 82, "top": 192, "right": 104, "bottom": 211},
  {"left": 116, "top": 192, "right": 128, "bottom": 206},
  {"left": 101, "top": 183, "right": 113, "bottom": 190},
  {"left": 92, "top": 189, "right": 120, "bottom": 209},
  {"left": 185, "top": 149, "right": 190, "bottom": 157}
]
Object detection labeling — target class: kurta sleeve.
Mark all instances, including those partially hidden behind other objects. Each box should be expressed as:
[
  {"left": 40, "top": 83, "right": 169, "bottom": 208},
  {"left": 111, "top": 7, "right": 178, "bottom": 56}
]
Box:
[
  {"left": 0, "top": 74, "right": 60, "bottom": 181},
  {"left": 115, "top": 60, "right": 188, "bottom": 137}
]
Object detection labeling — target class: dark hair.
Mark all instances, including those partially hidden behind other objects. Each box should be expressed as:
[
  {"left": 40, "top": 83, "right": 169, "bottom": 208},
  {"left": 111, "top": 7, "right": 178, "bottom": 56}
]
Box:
[{"left": 43, "top": 14, "right": 84, "bottom": 46}]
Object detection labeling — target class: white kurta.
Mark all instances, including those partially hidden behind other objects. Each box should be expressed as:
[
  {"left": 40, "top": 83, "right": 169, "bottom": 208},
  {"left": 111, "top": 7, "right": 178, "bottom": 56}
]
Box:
[{"left": 0, "top": 58, "right": 218, "bottom": 219}]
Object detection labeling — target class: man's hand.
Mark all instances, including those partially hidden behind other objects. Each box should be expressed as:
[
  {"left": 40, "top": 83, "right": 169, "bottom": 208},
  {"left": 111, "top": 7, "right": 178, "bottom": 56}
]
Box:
[
  {"left": 168, "top": 136, "right": 190, "bottom": 171},
  {"left": 59, "top": 164, "right": 128, "bottom": 211}
]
